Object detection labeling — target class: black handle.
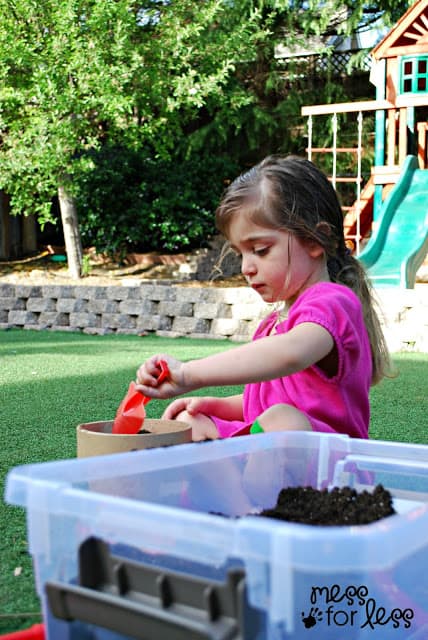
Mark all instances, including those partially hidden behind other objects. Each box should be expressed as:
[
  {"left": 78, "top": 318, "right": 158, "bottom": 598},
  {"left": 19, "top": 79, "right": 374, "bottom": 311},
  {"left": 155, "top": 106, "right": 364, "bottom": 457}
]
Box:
[{"left": 45, "top": 537, "right": 250, "bottom": 640}]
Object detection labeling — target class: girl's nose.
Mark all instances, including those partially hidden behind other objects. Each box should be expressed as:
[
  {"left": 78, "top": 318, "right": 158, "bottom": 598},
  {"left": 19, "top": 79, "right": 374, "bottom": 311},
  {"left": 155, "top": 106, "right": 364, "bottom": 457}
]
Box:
[{"left": 241, "top": 253, "right": 256, "bottom": 276}]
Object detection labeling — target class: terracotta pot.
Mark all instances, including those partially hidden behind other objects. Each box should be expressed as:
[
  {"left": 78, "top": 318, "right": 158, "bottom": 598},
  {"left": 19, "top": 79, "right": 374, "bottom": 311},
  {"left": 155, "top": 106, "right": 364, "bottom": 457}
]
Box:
[{"left": 76, "top": 419, "right": 191, "bottom": 458}]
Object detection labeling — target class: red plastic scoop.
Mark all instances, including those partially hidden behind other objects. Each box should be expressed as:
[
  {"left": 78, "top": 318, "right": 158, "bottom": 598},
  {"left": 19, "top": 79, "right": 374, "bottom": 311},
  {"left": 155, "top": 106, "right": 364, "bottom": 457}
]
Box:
[{"left": 112, "top": 360, "right": 170, "bottom": 435}]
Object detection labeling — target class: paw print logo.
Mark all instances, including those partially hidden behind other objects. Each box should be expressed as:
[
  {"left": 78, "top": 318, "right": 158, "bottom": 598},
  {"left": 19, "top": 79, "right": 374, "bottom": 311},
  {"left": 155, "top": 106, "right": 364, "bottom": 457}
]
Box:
[{"left": 301, "top": 607, "right": 323, "bottom": 629}]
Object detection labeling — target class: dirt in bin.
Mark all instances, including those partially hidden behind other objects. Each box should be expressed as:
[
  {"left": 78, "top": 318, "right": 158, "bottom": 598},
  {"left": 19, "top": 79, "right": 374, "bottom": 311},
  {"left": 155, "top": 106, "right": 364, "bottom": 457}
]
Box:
[{"left": 258, "top": 484, "right": 396, "bottom": 526}]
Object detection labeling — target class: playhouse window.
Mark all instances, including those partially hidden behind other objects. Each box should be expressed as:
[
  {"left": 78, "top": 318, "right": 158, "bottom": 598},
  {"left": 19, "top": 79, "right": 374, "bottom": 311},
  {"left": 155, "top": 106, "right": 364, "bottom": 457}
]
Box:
[{"left": 400, "top": 55, "right": 428, "bottom": 94}]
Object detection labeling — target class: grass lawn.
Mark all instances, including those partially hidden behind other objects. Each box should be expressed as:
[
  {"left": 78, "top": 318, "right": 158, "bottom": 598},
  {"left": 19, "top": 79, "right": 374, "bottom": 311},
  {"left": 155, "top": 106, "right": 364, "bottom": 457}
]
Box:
[{"left": 0, "top": 328, "right": 427, "bottom": 633}]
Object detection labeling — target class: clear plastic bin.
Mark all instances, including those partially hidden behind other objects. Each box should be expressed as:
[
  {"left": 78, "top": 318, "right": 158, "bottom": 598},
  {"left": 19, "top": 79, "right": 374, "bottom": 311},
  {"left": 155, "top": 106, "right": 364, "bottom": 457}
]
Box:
[{"left": 5, "top": 431, "right": 428, "bottom": 639}]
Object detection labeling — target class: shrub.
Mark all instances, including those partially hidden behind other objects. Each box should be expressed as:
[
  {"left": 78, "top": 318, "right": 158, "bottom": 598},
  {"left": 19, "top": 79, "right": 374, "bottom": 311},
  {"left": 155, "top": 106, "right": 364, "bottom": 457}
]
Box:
[{"left": 75, "top": 145, "right": 239, "bottom": 257}]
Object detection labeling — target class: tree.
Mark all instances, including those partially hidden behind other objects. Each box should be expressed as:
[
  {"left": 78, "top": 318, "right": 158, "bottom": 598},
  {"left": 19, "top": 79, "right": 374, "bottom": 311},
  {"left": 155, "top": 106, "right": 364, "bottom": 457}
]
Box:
[
  {"left": 0, "top": 0, "right": 411, "bottom": 275},
  {"left": 0, "top": 0, "right": 147, "bottom": 276},
  {"left": 0, "top": 0, "right": 263, "bottom": 275}
]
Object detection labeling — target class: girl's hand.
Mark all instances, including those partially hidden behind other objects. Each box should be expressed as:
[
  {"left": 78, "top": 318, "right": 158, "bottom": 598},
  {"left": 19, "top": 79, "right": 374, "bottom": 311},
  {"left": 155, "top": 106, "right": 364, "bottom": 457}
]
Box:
[
  {"left": 161, "top": 397, "right": 221, "bottom": 442},
  {"left": 162, "top": 396, "right": 221, "bottom": 420},
  {"left": 135, "top": 354, "right": 189, "bottom": 399},
  {"left": 162, "top": 397, "right": 197, "bottom": 420}
]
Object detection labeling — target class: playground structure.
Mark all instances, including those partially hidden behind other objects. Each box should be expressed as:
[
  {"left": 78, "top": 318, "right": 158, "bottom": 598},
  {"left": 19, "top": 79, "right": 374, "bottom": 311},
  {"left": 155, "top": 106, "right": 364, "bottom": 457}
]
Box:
[{"left": 302, "top": 0, "right": 428, "bottom": 287}]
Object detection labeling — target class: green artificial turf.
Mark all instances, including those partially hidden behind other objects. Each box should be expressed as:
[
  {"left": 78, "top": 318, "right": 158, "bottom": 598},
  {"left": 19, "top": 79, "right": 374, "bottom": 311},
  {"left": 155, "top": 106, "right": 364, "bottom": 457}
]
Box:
[{"left": 0, "top": 328, "right": 427, "bottom": 633}]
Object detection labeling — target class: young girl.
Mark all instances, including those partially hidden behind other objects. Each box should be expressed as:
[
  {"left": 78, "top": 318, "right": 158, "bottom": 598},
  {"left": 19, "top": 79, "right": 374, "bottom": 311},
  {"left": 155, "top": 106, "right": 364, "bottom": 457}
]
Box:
[{"left": 136, "top": 155, "right": 391, "bottom": 441}]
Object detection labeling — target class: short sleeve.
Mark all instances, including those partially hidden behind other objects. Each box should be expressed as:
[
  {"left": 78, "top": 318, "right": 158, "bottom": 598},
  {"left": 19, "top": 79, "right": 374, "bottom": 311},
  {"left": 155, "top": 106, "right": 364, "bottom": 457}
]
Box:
[{"left": 275, "top": 283, "right": 368, "bottom": 383}]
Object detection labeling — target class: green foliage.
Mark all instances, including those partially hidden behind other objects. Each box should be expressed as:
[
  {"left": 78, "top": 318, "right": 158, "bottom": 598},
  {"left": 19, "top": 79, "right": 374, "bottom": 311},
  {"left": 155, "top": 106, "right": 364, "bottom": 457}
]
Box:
[
  {"left": 0, "top": 0, "right": 412, "bottom": 252},
  {"left": 0, "top": 0, "right": 144, "bottom": 224},
  {"left": 75, "top": 145, "right": 239, "bottom": 255}
]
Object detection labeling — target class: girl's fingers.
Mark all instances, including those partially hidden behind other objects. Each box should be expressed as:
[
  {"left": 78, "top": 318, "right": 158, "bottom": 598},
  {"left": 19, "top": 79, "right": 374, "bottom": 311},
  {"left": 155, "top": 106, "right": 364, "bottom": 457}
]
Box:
[
  {"left": 136, "top": 355, "right": 166, "bottom": 386},
  {"left": 162, "top": 398, "right": 187, "bottom": 419},
  {"left": 186, "top": 398, "right": 205, "bottom": 415}
]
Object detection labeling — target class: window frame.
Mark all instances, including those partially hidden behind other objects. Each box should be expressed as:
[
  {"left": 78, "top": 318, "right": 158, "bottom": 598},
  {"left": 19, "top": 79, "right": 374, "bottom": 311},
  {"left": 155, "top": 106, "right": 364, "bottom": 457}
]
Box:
[{"left": 400, "top": 55, "right": 428, "bottom": 95}]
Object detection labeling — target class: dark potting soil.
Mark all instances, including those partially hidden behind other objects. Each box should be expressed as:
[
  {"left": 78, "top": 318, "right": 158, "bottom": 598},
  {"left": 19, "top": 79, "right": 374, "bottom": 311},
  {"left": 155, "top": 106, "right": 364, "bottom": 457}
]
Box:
[{"left": 259, "top": 484, "right": 396, "bottom": 526}]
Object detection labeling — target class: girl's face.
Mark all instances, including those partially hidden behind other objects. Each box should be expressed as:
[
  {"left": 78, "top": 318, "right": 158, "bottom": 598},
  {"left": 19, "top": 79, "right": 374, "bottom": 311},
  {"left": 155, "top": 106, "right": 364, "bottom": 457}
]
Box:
[{"left": 228, "top": 214, "right": 329, "bottom": 304}]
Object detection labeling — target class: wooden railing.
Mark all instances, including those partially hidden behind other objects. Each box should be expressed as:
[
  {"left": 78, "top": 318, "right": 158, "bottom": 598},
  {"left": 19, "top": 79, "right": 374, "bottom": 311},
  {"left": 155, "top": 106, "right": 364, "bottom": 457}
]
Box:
[{"left": 301, "top": 98, "right": 424, "bottom": 254}]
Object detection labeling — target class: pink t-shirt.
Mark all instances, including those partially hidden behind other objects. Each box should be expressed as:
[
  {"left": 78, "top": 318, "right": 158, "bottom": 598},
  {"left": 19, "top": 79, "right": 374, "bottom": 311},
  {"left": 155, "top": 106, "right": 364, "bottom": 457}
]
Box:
[{"left": 212, "top": 282, "right": 372, "bottom": 439}]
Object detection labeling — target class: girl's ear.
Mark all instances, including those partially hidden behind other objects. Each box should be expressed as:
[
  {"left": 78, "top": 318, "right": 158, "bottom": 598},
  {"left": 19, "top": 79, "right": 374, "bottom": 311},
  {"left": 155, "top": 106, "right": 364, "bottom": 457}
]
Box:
[{"left": 306, "top": 240, "right": 325, "bottom": 259}]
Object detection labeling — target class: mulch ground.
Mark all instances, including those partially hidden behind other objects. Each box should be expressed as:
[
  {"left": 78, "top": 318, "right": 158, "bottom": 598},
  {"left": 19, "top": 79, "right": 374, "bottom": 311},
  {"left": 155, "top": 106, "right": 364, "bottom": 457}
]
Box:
[{"left": 0, "top": 249, "right": 246, "bottom": 288}]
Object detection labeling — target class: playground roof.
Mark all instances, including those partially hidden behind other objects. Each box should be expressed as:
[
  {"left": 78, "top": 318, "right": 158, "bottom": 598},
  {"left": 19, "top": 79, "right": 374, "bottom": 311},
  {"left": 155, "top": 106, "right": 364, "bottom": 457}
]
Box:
[{"left": 371, "top": 0, "right": 428, "bottom": 60}]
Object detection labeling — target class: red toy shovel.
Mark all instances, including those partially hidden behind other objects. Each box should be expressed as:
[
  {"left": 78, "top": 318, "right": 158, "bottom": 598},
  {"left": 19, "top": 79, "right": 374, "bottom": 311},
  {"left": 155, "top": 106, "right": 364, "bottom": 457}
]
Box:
[
  {"left": 112, "top": 360, "right": 170, "bottom": 435},
  {"left": 0, "top": 624, "right": 45, "bottom": 639}
]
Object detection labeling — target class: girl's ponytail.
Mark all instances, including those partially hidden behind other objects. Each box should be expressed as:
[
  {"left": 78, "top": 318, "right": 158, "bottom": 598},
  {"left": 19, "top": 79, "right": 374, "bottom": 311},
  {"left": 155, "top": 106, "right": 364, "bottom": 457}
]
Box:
[{"left": 329, "top": 248, "right": 392, "bottom": 385}]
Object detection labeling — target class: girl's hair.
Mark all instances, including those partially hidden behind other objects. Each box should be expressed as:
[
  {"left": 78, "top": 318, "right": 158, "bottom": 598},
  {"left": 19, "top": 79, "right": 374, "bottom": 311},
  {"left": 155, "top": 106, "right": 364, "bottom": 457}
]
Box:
[{"left": 215, "top": 154, "right": 391, "bottom": 384}]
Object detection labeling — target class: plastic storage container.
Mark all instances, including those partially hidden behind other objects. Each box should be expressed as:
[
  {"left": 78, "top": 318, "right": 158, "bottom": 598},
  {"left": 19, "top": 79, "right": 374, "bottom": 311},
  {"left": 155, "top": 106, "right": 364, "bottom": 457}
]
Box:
[{"left": 5, "top": 431, "right": 428, "bottom": 640}]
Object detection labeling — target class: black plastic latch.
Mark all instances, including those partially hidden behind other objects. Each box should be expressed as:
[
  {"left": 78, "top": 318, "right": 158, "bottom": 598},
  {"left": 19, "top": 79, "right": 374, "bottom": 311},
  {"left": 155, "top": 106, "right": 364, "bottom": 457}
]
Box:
[{"left": 45, "top": 537, "right": 254, "bottom": 640}]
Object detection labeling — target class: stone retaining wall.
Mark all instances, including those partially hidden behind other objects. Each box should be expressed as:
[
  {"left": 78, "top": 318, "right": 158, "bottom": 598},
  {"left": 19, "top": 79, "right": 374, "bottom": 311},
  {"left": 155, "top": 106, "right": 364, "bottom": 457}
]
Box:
[
  {"left": 0, "top": 282, "right": 266, "bottom": 341},
  {"left": 1, "top": 282, "right": 427, "bottom": 351}
]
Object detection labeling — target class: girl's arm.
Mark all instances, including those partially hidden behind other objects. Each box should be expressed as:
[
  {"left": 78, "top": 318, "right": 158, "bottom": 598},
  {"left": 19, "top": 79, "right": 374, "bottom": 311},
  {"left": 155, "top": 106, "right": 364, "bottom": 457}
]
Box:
[{"left": 136, "top": 322, "right": 333, "bottom": 399}]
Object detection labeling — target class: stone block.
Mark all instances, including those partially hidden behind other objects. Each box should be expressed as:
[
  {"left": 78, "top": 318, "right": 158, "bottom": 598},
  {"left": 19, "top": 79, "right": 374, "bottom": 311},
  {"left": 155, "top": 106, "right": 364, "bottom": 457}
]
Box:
[
  {"left": 158, "top": 301, "right": 193, "bottom": 317},
  {"left": 88, "top": 299, "right": 119, "bottom": 314},
  {"left": 91, "top": 287, "right": 109, "bottom": 300},
  {"left": 8, "top": 310, "right": 38, "bottom": 325},
  {"left": 39, "top": 312, "right": 70, "bottom": 327},
  {"left": 69, "top": 312, "right": 99, "bottom": 328},
  {"left": 210, "top": 318, "right": 240, "bottom": 336},
  {"left": 136, "top": 315, "right": 172, "bottom": 332},
  {"left": 15, "top": 285, "right": 42, "bottom": 298},
  {"left": 0, "top": 297, "right": 19, "bottom": 310},
  {"left": 106, "top": 286, "right": 131, "bottom": 301},
  {"left": 193, "top": 302, "right": 220, "bottom": 320},
  {"left": 27, "top": 297, "right": 57, "bottom": 312},
  {"left": 215, "top": 287, "right": 259, "bottom": 305},
  {"left": 57, "top": 298, "right": 78, "bottom": 313},
  {"left": 73, "top": 298, "right": 89, "bottom": 312},
  {"left": 118, "top": 299, "right": 156, "bottom": 315},
  {"left": 238, "top": 319, "right": 259, "bottom": 336},
  {"left": 150, "top": 285, "right": 177, "bottom": 301},
  {"left": 231, "top": 303, "right": 263, "bottom": 321},
  {"left": 176, "top": 287, "right": 205, "bottom": 303},
  {"left": 75, "top": 286, "right": 105, "bottom": 300},
  {"left": 118, "top": 314, "right": 137, "bottom": 330},
  {"left": 126, "top": 287, "right": 143, "bottom": 301},
  {"left": 172, "top": 316, "right": 210, "bottom": 334},
  {"left": 0, "top": 284, "right": 15, "bottom": 297},
  {"left": 41, "top": 285, "right": 74, "bottom": 298},
  {"left": 100, "top": 313, "right": 120, "bottom": 329},
  {"left": 134, "top": 283, "right": 155, "bottom": 299},
  {"left": 13, "top": 298, "right": 27, "bottom": 310},
  {"left": 100, "top": 313, "right": 136, "bottom": 329}
]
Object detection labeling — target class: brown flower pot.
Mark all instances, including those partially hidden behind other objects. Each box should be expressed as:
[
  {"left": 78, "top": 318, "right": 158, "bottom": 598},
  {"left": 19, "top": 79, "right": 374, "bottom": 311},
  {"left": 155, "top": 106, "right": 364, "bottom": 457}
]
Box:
[{"left": 76, "top": 419, "right": 192, "bottom": 458}]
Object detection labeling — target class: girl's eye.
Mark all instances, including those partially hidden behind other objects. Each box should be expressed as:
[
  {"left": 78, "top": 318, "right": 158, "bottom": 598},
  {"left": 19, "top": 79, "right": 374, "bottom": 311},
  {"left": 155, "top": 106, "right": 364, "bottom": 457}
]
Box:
[{"left": 253, "top": 246, "right": 269, "bottom": 256}]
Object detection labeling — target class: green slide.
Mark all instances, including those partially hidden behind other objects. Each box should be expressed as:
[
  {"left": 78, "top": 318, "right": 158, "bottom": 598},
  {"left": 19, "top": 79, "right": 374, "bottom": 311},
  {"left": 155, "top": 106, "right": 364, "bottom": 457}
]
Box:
[{"left": 358, "top": 155, "right": 428, "bottom": 288}]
